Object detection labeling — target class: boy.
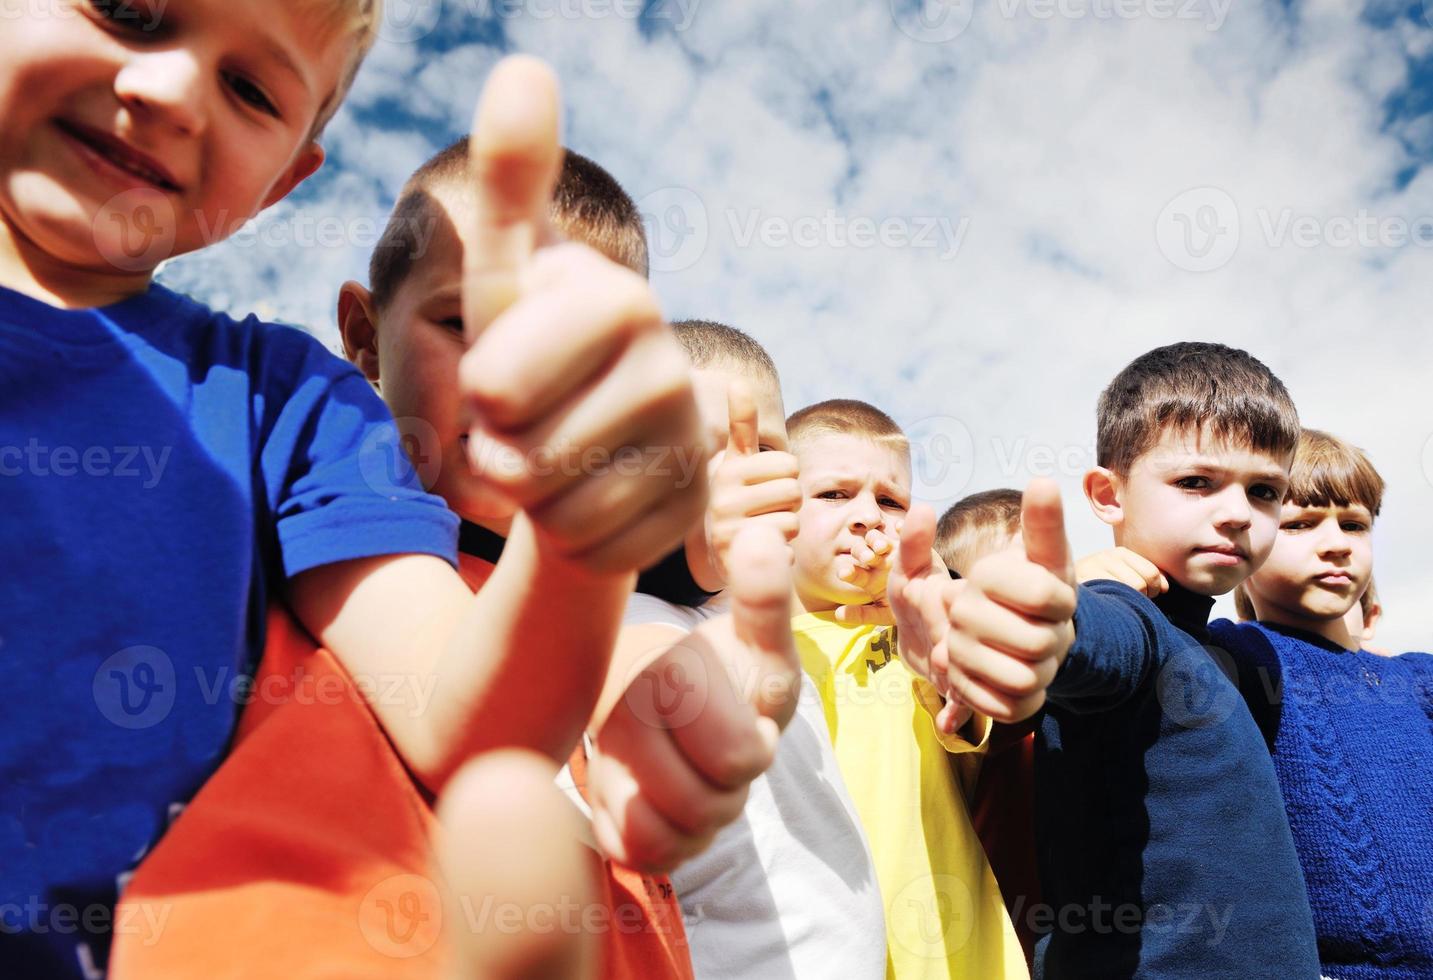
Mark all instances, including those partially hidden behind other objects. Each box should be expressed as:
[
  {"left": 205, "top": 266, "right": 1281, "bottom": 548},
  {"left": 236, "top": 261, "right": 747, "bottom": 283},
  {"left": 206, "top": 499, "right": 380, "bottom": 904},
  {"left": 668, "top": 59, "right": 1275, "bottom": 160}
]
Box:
[
  {"left": 786, "top": 399, "right": 1072, "bottom": 979},
  {"left": 114, "top": 139, "right": 792, "bottom": 979},
  {"left": 1210, "top": 429, "right": 1433, "bottom": 976},
  {"left": 904, "top": 343, "right": 1321, "bottom": 977},
  {"left": 936, "top": 487, "right": 1023, "bottom": 575},
  {"left": 935, "top": 488, "right": 1042, "bottom": 963},
  {"left": 592, "top": 322, "right": 887, "bottom": 979},
  {"left": 3, "top": 31, "right": 707, "bottom": 976}
]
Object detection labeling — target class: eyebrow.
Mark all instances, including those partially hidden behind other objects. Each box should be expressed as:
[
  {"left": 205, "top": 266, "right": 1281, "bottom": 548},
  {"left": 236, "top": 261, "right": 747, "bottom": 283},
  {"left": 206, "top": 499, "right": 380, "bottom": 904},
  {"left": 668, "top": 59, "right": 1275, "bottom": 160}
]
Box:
[{"left": 256, "top": 36, "right": 314, "bottom": 99}]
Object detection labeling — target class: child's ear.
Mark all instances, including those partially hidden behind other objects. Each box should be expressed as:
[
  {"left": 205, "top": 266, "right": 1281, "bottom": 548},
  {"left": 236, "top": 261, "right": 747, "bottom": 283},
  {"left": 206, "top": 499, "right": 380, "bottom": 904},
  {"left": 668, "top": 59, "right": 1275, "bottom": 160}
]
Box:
[
  {"left": 338, "top": 281, "right": 381, "bottom": 385},
  {"left": 1362, "top": 601, "right": 1382, "bottom": 642},
  {"left": 1083, "top": 466, "right": 1124, "bottom": 528},
  {"left": 262, "top": 141, "right": 326, "bottom": 210}
]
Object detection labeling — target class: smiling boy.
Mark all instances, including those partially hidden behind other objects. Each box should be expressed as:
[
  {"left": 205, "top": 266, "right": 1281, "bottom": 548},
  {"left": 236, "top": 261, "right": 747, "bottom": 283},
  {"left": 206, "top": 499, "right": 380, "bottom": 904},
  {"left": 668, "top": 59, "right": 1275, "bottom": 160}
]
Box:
[{"left": 1, "top": 12, "right": 708, "bottom": 975}]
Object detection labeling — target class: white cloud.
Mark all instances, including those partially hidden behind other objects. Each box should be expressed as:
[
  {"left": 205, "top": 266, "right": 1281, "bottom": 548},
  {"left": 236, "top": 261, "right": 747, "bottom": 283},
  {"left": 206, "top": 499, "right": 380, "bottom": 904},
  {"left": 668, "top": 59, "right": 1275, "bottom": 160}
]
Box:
[{"left": 161, "top": 0, "right": 1433, "bottom": 650}]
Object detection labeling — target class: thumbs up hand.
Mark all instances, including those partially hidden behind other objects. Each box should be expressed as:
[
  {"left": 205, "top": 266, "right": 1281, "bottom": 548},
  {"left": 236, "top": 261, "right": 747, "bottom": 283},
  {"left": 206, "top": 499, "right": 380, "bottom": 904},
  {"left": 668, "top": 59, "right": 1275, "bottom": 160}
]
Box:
[
  {"left": 458, "top": 56, "right": 707, "bottom": 573},
  {"left": 696, "top": 379, "right": 802, "bottom": 588},
  {"left": 943, "top": 478, "right": 1078, "bottom": 723},
  {"left": 589, "top": 525, "right": 800, "bottom": 873}
]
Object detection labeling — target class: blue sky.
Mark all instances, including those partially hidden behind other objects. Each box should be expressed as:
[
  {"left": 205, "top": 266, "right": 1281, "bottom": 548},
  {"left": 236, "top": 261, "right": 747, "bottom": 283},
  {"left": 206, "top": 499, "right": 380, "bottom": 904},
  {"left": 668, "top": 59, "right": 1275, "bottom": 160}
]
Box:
[{"left": 161, "top": 0, "right": 1433, "bottom": 649}]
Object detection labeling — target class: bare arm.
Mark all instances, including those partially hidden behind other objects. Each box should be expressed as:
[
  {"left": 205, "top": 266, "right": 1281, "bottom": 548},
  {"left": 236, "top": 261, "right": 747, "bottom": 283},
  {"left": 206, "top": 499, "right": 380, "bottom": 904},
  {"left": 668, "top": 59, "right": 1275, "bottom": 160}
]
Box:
[{"left": 291, "top": 514, "right": 631, "bottom": 793}]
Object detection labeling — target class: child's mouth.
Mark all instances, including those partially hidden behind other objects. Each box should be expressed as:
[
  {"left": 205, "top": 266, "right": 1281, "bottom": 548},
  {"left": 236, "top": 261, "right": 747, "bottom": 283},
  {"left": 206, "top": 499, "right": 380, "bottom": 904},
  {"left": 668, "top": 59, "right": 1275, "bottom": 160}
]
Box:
[{"left": 55, "top": 120, "right": 182, "bottom": 193}]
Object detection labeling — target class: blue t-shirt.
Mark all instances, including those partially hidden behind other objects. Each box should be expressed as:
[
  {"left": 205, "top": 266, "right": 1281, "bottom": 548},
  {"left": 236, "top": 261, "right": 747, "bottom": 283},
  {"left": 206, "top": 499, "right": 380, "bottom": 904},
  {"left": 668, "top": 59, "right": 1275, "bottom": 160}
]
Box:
[{"left": 0, "top": 283, "right": 458, "bottom": 978}]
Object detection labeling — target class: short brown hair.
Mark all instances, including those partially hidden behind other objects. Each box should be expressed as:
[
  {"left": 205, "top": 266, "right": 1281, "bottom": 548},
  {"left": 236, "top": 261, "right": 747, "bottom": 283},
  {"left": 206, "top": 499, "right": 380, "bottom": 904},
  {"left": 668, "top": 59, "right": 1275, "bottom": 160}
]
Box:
[
  {"left": 671, "top": 320, "right": 780, "bottom": 389},
  {"left": 367, "top": 141, "right": 647, "bottom": 311},
  {"left": 935, "top": 488, "right": 1023, "bottom": 575},
  {"left": 1097, "top": 342, "right": 1299, "bottom": 475},
  {"left": 786, "top": 399, "right": 908, "bottom": 455}
]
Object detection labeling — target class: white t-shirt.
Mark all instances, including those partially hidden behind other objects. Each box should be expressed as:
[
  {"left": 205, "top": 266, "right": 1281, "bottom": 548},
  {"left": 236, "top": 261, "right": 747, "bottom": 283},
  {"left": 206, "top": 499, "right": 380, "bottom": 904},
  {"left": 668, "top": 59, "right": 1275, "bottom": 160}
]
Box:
[{"left": 622, "top": 592, "right": 888, "bottom": 980}]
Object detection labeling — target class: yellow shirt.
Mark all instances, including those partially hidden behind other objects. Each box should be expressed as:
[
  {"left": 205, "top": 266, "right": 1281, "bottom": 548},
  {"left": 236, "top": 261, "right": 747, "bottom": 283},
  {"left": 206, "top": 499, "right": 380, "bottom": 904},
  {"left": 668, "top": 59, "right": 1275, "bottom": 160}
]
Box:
[{"left": 793, "top": 612, "right": 1028, "bottom": 980}]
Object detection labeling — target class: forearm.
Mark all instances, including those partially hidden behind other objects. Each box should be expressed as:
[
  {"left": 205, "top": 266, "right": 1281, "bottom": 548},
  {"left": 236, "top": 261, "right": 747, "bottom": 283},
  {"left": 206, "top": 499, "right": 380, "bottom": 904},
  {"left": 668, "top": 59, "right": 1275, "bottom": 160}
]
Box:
[
  {"left": 1049, "top": 582, "right": 1159, "bottom": 712},
  {"left": 418, "top": 514, "right": 634, "bottom": 786}
]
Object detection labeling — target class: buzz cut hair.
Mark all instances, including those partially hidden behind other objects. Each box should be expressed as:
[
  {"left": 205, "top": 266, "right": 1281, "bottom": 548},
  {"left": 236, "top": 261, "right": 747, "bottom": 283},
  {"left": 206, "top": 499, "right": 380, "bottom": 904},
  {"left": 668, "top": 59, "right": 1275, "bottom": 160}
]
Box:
[
  {"left": 935, "top": 488, "right": 1023, "bottom": 576},
  {"left": 1096, "top": 342, "right": 1300, "bottom": 476},
  {"left": 366, "top": 139, "right": 648, "bottom": 311},
  {"left": 786, "top": 399, "right": 908, "bottom": 456},
  {"left": 671, "top": 320, "right": 780, "bottom": 389}
]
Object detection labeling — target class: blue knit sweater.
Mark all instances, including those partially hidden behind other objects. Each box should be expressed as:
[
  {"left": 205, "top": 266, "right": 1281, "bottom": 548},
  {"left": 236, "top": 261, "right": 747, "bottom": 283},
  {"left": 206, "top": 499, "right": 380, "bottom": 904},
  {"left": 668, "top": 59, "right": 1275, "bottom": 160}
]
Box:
[
  {"left": 1035, "top": 580, "right": 1321, "bottom": 979},
  {"left": 1209, "top": 618, "right": 1433, "bottom": 980}
]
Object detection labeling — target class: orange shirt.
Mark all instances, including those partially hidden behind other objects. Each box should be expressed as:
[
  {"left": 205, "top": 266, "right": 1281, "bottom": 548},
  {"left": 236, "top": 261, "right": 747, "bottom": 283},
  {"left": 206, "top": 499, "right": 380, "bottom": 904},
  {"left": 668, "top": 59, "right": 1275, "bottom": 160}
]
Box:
[{"left": 111, "top": 552, "right": 691, "bottom": 980}]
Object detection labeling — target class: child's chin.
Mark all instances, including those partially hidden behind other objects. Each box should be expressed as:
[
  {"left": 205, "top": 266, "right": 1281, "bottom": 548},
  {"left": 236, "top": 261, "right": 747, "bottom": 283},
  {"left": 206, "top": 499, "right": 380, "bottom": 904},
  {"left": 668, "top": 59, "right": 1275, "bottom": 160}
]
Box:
[{"left": 1175, "top": 566, "right": 1244, "bottom": 598}]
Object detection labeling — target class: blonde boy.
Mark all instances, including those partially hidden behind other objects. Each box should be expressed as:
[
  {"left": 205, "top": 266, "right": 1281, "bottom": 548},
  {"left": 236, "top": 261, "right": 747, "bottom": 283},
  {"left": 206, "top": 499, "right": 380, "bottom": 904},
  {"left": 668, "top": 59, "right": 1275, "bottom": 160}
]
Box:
[
  {"left": 1, "top": 19, "right": 706, "bottom": 974},
  {"left": 785, "top": 399, "right": 1059, "bottom": 979},
  {"left": 592, "top": 324, "right": 887, "bottom": 980}
]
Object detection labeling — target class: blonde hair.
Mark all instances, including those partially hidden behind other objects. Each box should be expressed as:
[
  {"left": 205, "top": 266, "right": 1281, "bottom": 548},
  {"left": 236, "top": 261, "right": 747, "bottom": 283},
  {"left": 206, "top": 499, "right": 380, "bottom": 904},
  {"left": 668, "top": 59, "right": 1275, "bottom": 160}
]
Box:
[
  {"left": 302, "top": 0, "right": 385, "bottom": 139},
  {"left": 786, "top": 399, "right": 908, "bottom": 456},
  {"left": 936, "top": 488, "right": 1023, "bottom": 576}
]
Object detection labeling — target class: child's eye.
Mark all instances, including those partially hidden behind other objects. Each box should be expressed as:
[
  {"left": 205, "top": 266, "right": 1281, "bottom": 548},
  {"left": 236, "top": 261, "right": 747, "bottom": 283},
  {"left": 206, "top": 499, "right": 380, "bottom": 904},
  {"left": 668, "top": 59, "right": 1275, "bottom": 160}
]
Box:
[
  {"left": 1174, "top": 476, "right": 1209, "bottom": 491},
  {"left": 224, "top": 72, "right": 280, "bottom": 117},
  {"left": 1341, "top": 521, "right": 1368, "bottom": 533},
  {"left": 1249, "top": 484, "right": 1280, "bottom": 502},
  {"left": 1281, "top": 521, "right": 1309, "bottom": 532},
  {"left": 87, "top": 0, "right": 160, "bottom": 32},
  {"left": 439, "top": 317, "right": 464, "bottom": 335},
  {"left": 880, "top": 497, "right": 907, "bottom": 511},
  {"left": 818, "top": 490, "right": 846, "bottom": 500}
]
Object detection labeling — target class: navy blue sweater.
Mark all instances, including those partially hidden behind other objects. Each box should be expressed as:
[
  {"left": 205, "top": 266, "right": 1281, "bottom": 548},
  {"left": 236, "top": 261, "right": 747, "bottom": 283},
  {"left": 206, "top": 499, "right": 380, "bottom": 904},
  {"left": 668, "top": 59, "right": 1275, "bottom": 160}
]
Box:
[
  {"left": 1033, "top": 580, "right": 1320, "bottom": 979},
  {"left": 1209, "top": 619, "right": 1433, "bottom": 980}
]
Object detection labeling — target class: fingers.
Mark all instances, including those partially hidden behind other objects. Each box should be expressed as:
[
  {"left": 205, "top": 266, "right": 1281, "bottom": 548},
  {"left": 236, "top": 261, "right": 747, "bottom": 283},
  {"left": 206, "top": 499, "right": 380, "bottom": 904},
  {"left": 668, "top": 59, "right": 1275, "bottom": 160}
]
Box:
[
  {"left": 1020, "top": 477, "right": 1074, "bottom": 585},
  {"left": 592, "top": 704, "right": 750, "bottom": 845},
  {"left": 588, "top": 762, "right": 717, "bottom": 875},
  {"left": 965, "top": 549, "right": 1078, "bottom": 625},
  {"left": 461, "top": 247, "right": 666, "bottom": 434},
  {"left": 1125, "top": 550, "right": 1169, "bottom": 596},
  {"left": 727, "top": 525, "right": 799, "bottom": 727},
  {"left": 852, "top": 528, "right": 893, "bottom": 568},
  {"left": 725, "top": 378, "right": 759, "bottom": 457},
  {"left": 834, "top": 602, "right": 895, "bottom": 627},
  {"left": 436, "top": 750, "right": 594, "bottom": 980},
  {"left": 463, "top": 56, "right": 563, "bottom": 342},
  {"left": 896, "top": 504, "right": 938, "bottom": 581}
]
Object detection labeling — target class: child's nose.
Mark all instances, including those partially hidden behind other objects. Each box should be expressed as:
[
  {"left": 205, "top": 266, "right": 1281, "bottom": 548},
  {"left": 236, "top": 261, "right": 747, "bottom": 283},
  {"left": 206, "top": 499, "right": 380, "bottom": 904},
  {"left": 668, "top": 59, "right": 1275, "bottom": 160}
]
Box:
[
  {"left": 114, "top": 50, "right": 207, "bottom": 137},
  {"left": 848, "top": 494, "right": 883, "bottom": 531},
  {"left": 1212, "top": 486, "right": 1252, "bottom": 529}
]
